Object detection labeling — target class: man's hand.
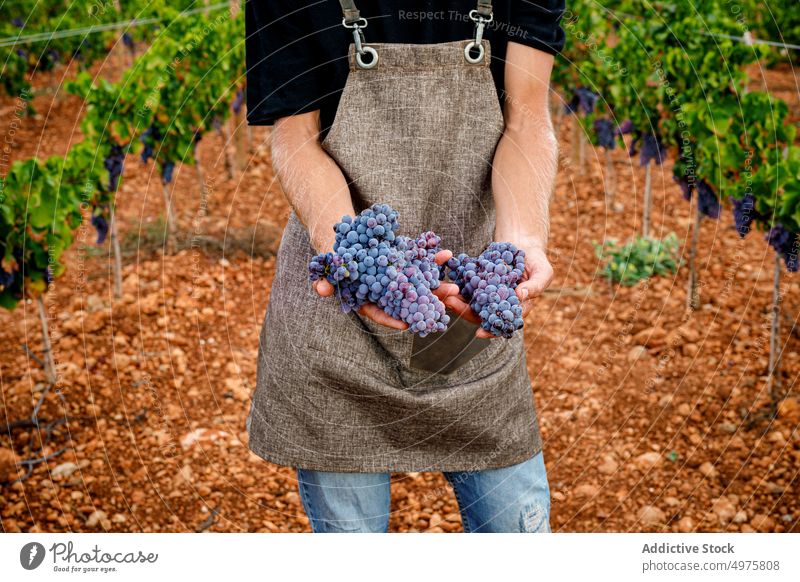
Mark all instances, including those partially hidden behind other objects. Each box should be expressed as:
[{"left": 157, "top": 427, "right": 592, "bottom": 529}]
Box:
[
  {"left": 442, "top": 239, "right": 554, "bottom": 339},
  {"left": 313, "top": 249, "right": 460, "bottom": 330},
  {"left": 449, "top": 41, "right": 558, "bottom": 340},
  {"left": 514, "top": 243, "right": 554, "bottom": 317}
]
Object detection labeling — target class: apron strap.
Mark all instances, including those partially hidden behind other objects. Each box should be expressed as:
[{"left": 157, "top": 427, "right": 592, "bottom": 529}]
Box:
[
  {"left": 338, "top": 1, "right": 493, "bottom": 24},
  {"left": 338, "top": 0, "right": 494, "bottom": 68},
  {"left": 476, "top": 1, "right": 493, "bottom": 18},
  {"left": 338, "top": 0, "right": 361, "bottom": 26}
]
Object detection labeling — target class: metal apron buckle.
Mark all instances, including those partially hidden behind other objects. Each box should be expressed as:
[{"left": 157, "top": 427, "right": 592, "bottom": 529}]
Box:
[
  {"left": 465, "top": 10, "right": 493, "bottom": 64},
  {"left": 342, "top": 17, "right": 378, "bottom": 69}
]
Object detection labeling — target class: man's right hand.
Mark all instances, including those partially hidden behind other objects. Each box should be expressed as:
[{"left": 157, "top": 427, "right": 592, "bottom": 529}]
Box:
[{"left": 313, "top": 250, "right": 460, "bottom": 330}]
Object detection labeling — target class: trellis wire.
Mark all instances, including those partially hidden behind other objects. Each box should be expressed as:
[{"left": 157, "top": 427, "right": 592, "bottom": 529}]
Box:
[{"left": 0, "top": 2, "right": 229, "bottom": 48}]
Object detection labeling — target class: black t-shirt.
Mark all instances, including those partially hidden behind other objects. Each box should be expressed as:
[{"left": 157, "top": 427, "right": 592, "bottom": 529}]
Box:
[{"left": 245, "top": 0, "right": 566, "bottom": 133}]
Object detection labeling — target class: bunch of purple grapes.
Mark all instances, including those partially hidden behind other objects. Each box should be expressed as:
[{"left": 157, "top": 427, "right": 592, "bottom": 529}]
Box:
[
  {"left": 91, "top": 210, "right": 109, "bottom": 245},
  {"left": 446, "top": 242, "right": 526, "bottom": 338},
  {"left": 676, "top": 175, "right": 721, "bottom": 219},
  {"left": 564, "top": 87, "right": 599, "bottom": 115},
  {"left": 632, "top": 133, "right": 667, "bottom": 166},
  {"left": 232, "top": 90, "right": 245, "bottom": 115},
  {"left": 161, "top": 161, "right": 175, "bottom": 184},
  {"left": 104, "top": 144, "right": 125, "bottom": 192},
  {"left": 732, "top": 192, "right": 762, "bottom": 237},
  {"left": 695, "top": 179, "right": 721, "bottom": 219},
  {"left": 140, "top": 125, "right": 163, "bottom": 164},
  {"left": 766, "top": 224, "right": 799, "bottom": 272},
  {"left": 309, "top": 204, "right": 449, "bottom": 336},
  {"left": 593, "top": 118, "right": 616, "bottom": 150}
]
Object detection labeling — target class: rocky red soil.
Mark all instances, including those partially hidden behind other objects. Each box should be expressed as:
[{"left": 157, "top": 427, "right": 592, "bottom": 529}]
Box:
[{"left": 1, "top": 54, "right": 798, "bottom": 533}]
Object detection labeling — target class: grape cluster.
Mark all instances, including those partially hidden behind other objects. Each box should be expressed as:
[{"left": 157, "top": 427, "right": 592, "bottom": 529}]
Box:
[
  {"left": 696, "top": 179, "right": 721, "bottom": 219},
  {"left": 593, "top": 118, "right": 616, "bottom": 150},
  {"left": 140, "top": 125, "right": 161, "bottom": 164},
  {"left": 447, "top": 242, "right": 526, "bottom": 338},
  {"left": 104, "top": 144, "right": 125, "bottom": 192},
  {"left": 232, "top": 90, "right": 245, "bottom": 115},
  {"left": 0, "top": 268, "right": 14, "bottom": 289},
  {"left": 91, "top": 211, "right": 109, "bottom": 245},
  {"left": 732, "top": 192, "right": 759, "bottom": 237},
  {"left": 673, "top": 175, "right": 693, "bottom": 201},
  {"left": 161, "top": 161, "right": 175, "bottom": 184},
  {"left": 636, "top": 133, "right": 667, "bottom": 166},
  {"left": 564, "top": 87, "right": 598, "bottom": 115},
  {"left": 616, "top": 119, "right": 634, "bottom": 135},
  {"left": 766, "top": 224, "right": 799, "bottom": 272},
  {"left": 309, "top": 204, "right": 449, "bottom": 336}
]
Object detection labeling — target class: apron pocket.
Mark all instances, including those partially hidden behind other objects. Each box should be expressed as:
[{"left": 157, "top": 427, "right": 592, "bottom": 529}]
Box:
[
  {"left": 306, "top": 303, "right": 410, "bottom": 378},
  {"left": 409, "top": 311, "right": 490, "bottom": 375}
]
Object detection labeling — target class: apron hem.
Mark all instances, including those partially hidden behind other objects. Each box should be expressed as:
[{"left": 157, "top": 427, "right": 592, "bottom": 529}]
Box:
[{"left": 247, "top": 436, "right": 543, "bottom": 474}]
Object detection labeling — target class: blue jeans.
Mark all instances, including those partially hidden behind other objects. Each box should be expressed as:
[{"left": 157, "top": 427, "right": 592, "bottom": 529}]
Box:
[{"left": 296, "top": 451, "right": 551, "bottom": 533}]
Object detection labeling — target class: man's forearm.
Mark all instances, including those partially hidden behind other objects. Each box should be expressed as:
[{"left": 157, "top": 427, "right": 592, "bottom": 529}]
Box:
[
  {"left": 492, "top": 41, "right": 558, "bottom": 251},
  {"left": 492, "top": 109, "right": 558, "bottom": 249},
  {"left": 271, "top": 112, "right": 354, "bottom": 253}
]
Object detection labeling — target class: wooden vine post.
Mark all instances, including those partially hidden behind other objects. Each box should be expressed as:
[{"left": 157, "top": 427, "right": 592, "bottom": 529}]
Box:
[
  {"left": 642, "top": 160, "right": 653, "bottom": 238},
  {"left": 162, "top": 178, "right": 178, "bottom": 248},
  {"left": 767, "top": 252, "right": 783, "bottom": 405},
  {"left": 35, "top": 295, "right": 57, "bottom": 385},
  {"left": 604, "top": 149, "right": 616, "bottom": 207},
  {"left": 233, "top": 95, "right": 248, "bottom": 173},
  {"left": 686, "top": 194, "right": 702, "bottom": 311},
  {"left": 217, "top": 122, "right": 237, "bottom": 179},
  {"left": 109, "top": 203, "right": 123, "bottom": 299},
  {"left": 572, "top": 115, "right": 586, "bottom": 176}
]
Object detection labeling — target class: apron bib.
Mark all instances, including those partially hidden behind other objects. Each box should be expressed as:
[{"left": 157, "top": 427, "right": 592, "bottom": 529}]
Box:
[{"left": 247, "top": 0, "right": 543, "bottom": 473}]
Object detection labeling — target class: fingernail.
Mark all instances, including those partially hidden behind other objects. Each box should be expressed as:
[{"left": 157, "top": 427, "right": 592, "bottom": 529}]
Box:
[{"left": 520, "top": 288, "right": 529, "bottom": 300}]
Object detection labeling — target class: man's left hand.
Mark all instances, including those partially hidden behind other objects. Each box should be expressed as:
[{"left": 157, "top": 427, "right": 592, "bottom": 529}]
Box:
[{"left": 443, "top": 240, "right": 554, "bottom": 339}]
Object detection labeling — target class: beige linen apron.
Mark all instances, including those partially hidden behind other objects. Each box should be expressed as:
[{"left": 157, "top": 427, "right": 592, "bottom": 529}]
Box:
[{"left": 247, "top": 0, "right": 543, "bottom": 472}]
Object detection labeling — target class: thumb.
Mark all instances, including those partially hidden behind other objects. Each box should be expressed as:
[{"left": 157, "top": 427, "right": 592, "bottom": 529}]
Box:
[
  {"left": 314, "top": 279, "right": 335, "bottom": 297},
  {"left": 516, "top": 270, "right": 553, "bottom": 302},
  {"left": 434, "top": 249, "right": 453, "bottom": 266}
]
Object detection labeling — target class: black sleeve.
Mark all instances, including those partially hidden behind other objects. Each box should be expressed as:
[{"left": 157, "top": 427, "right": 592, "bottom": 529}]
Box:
[
  {"left": 510, "top": 0, "right": 566, "bottom": 56},
  {"left": 245, "top": 0, "right": 328, "bottom": 126}
]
